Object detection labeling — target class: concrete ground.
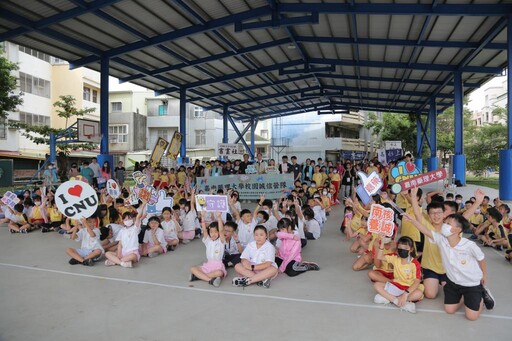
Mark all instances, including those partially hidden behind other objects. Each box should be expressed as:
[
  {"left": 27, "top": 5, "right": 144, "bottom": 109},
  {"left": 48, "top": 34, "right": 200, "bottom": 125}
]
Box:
[{"left": 0, "top": 183, "right": 510, "bottom": 341}]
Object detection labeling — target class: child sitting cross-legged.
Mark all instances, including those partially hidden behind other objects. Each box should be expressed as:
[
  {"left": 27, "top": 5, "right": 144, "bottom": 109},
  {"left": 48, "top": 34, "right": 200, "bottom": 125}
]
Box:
[{"left": 66, "top": 216, "right": 104, "bottom": 266}]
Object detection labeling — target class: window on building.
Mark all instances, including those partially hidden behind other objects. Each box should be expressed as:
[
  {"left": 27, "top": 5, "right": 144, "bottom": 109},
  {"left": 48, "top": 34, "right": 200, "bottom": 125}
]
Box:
[
  {"left": 325, "top": 123, "right": 359, "bottom": 139},
  {"left": 158, "top": 104, "right": 168, "bottom": 116},
  {"left": 256, "top": 147, "right": 266, "bottom": 155},
  {"left": 260, "top": 129, "right": 269, "bottom": 139},
  {"left": 157, "top": 129, "right": 168, "bottom": 141},
  {"left": 111, "top": 102, "right": 122, "bottom": 112},
  {"left": 195, "top": 130, "right": 206, "bottom": 145},
  {"left": 92, "top": 90, "right": 98, "bottom": 103},
  {"left": 19, "top": 72, "right": 51, "bottom": 98},
  {"left": 83, "top": 86, "right": 91, "bottom": 101},
  {"left": 18, "top": 112, "right": 50, "bottom": 127},
  {"left": 194, "top": 106, "right": 204, "bottom": 118},
  {"left": 0, "top": 117, "right": 6, "bottom": 139},
  {"left": 19, "top": 46, "right": 51, "bottom": 63},
  {"left": 109, "top": 125, "right": 128, "bottom": 143}
]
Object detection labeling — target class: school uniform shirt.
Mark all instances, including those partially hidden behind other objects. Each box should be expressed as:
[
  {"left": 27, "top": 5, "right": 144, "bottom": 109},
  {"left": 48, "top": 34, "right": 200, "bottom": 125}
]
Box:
[
  {"left": 237, "top": 219, "right": 256, "bottom": 247},
  {"left": 469, "top": 213, "right": 484, "bottom": 227},
  {"left": 400, "top": 206, "right": 421, "bottom": 242},
  {"left": 372, "top": 246, "right": 394, "bottom": 273},
  {"left": 182, "top": 210, "right": 197, "bottom": 232},
  {"left": 384, "top": 254, "right": 421, "bottom": 290},
  {"left": 225, "top": 237, "right": 241, "bottom": 255},
  {"left": 161, "top": 220, "right": 178, "bottom": 240},
  {"left": 30, "top": 205, "right": 46, "bottom": 222},
  {"left": 76, "top": 228, "right": 104, "bottom": 254},
  {"left": 296, "top": 218, "right": 306, "bottom": 239},
  {"left": 312, "top": 205, "right": 325, "bottom": 224},
  {"left": 395, "top": 193, "right": 411, "bottom": 210},
  {"left": 177, "top": 171, "right": 187, "bottom": 185},
  {"left": 430, "top": 231, "right": 484, "bottom": 287},
  {"left": 420, "top": 215, "right": 445, "bottom": 274},
  {"left": 204, "top": 237, "right": 225, "bottom": 261},
  {"left": 241, "top": 240, "right": 277, "bottom": 268},
  {"left": 116, "top": 225, "right": 141, "bottom": 253},
  {"left": 305, "top": 219, "right": 321, "bottom": 239},
  {"left": 265, "top": 214, "right": 278, "bottom": 230},
  {"left": 108, "top": 223, "right": 123, "bottom": 243},
  {"left": 10, "top": 213, "right": 27, "bottom": 224},
  {"left": 487, "top": 224, "right": 506, "bottom": 240},
  {"left": 312, "top": 173, "right": 323, "bottom": 186},
  {"left": 143, "top": 228, "right": 167, "bottom": 250}
]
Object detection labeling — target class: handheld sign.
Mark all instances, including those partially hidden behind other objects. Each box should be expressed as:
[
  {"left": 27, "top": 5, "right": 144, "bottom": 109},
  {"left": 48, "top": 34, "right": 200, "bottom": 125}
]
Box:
[
  {"left": 195, "top": 194, "right": 229, "bottom": 212},
  {"left": 391, "top": 168, "right": 447, "bottom": 194},
  {"left": 1, "top": 191, "right": 20, "bottom": 209},
  {"left": 390, "top": 161, "right": 420, "bottom": 183},
  {"left": 167, "top": 131, "right": 182, "bottom": 160},
  {"left": 367, "top": 204, "right": 395, "bottom": 237},
  {"left": 147, "top": 190, "right": 174, "bottom": 214},
  {"left": 106, "top": 179, "right": 121, "bottom": 198},
  {"left": 356, "top": 171, "right": 383, "bottom": 205},
  {"left": 55, "top": 180, "right": 98, "bottom": 219}
]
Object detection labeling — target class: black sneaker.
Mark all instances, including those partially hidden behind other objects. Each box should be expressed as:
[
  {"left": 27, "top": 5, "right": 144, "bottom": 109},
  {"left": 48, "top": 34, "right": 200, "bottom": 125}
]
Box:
[
  {"left": 305, "top": 262, "right": 320, "bottom": 271},
  {"left": 232, "top": 277, "right": 249, "bottom": 287},
  {"left": 482, "top": 286, "right": 495, "bottom": 310},
  {"left": 69, "top": 258, "right": 80, "bottom": 265},
  {"left": 209, "top": 277, "right": 221, "bottom": 287},
  {"left": 41, "top": 227, "right": 49, "bottom": 233},
  {"left": 261, "top": 278, "right": 272, "bottom": 288},
  {"left": 82, "top": 259, "right": 94, "bottom": 266},
  {"left": 189, "top": 273, "right": 199, "bottom": 282},
  {"left": 495, "top": 246, "right": 503, "bottom": 251}
]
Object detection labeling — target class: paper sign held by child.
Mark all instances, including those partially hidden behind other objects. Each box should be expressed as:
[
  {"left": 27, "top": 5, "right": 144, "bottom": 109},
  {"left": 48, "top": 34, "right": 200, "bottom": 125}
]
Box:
[
  {"left": 367, "top": 204, "right": 395, "bottom": 237},
  {"left": 195, "top": 194, "right": 228, "bottom": 212},
  {"left": 1, "top": 191, "right": 20, "bottom": 209},
  {"left": 55, "top": 180, "right": 98, "bottom": 219}
]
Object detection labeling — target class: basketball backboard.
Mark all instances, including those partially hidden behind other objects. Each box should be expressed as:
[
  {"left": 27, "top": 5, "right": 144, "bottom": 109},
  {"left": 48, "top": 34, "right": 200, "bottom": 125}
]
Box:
[{"left": 77, "top": 119, "right": 101, "bottom": 143}]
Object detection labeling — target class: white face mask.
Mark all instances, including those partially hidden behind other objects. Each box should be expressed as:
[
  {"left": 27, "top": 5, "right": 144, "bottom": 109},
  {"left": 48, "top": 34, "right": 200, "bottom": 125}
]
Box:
[
  {"left": 322, "top": 191, "right": 327, "bottom": 195},
  {"left": 475, "top": 209, "right": 481, "bottom": 214},
  {"left": 441, "top": 223, "right": 453, "bottom": 237},
  {"left": 124, "top": 220, "right": 134, "bottom": 227},
  {"left": 311, "top": 184, "right": 316, "bottom": 188},
  {"left": 34, "top": 201, "right": 41, "bottom": 206},
  {"left": 256, "top": 217, "right": 262, "bottom": 223},
  {"left": 382, "top": 237, "right": 392, "bottom": 244}
]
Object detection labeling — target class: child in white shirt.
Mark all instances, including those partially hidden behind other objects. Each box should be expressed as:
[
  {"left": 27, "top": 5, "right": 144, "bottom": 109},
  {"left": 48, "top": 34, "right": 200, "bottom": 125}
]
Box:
[
  {"left": 104, "top": 210, "right": 142, "bottom": 268},
  {"left": 141, "top": 216, "right": 167, "bottom": 258},
  {"left": 190, "top": 211, "right": 226, "bottom": 287},
  {"left": 161, "top": 207, "right": 180, "bottom": 251},
  {"left": 66, "top": 216, "right": 104, "bottom": 266}
]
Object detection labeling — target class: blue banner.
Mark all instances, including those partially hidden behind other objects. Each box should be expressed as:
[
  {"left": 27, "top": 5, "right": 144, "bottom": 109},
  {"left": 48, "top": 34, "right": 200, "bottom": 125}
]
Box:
[
  {"left": 385, "top": 149, "right": 403, "bottom": 163},
  {"left": 340, "top": 150, "right": 367, "bottom": 161},
  {"left": 196, "top": 174, "right": 294, "bottom": 200}
]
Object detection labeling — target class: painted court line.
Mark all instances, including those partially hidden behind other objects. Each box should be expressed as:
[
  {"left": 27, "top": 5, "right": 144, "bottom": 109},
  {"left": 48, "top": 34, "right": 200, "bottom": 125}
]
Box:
[{"left": 1, "top": 262, "right": 511, "bottom": 321}]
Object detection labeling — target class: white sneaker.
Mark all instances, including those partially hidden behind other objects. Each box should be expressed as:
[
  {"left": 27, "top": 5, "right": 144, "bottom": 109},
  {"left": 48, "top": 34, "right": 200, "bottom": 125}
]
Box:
[
  {"left": 120, "top": 261, "right": 132, "bottom": 268},
  {"left": 401, "top": 301, "right": 416, "bottom": 314},
  {"left": 374, "top": 294, "right": 391, "bottom": 305},
  {"left": 182, "top": 239, "right": 190, "bottom": 245},
  {"left": 148, "top": 252, "right": 158, "bottom": 258},
  {"left": 104, "top": 259, "right": 116, "bottom": 266},
  {"left": 63, "top": 234, "right": 71, "bottom": 239}
]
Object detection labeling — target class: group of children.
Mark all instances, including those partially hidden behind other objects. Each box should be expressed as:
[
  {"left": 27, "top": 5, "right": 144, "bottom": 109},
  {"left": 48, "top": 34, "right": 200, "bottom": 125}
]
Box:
[{"left": 342, "top": 184, "right": 508, "bottom": 320}]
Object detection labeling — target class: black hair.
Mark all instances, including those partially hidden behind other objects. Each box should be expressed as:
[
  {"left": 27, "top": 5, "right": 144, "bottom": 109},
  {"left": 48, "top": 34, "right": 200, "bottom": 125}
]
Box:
[
  {"left": 240, "top": 209, "right": 252, "bottom": 217},
  {"left": 499, "top": 204, "right": 510, "bottom": 214},
  {"left": 258, "top": 210, "right": 269, "bottom": 222},
  {"left": 410, "top": 188, "right": 423, "bottom": 200},
  {"left": 277, "top": 217, "right": 295, "bottom": 231},
  {"left": 444, "top": 201, "right": 459, "bottom": 213},
  {"left": 178, "top": 198, "right": 187, "bottom": 205},
  {"left": 207, "top": 221, "right": 219, "bottom": 237},
  {"left": 148, "top": 216, "right": 161, "bottom": 225},
  {"left": 172, "top": 204, "right": 180, "bottom": 211},
  {"left": 427, "top": 201, "right": 445, "bottom": 213},
  {"left": 486, "top": 207, "right": 503, "bottom": 223},
  {"left": 455, "top": 194, "right": 463, "bottom": 199},
  {"left": 397, "top": 236, "right": 416, "bottom": 258},
  {"left": 108, "top": 206, "right": 120, "bottom": 223},
  {"left": 14, "top": 203, "right": 24, "bottom": 213},
  {"left": 445, "top": 213, "right": 471, "bottom": 232},
  {"left": 254, "top": 225, "right": 268, "bottom": 236},
  {"left": 483, "top": 196, "right": 490, "bottom": 201},
  {"left": 431, "top": 194, "right": 444, "bottom": 203},
  {"left": 446, "top": 193, "right": 454, "bottom": 198},
  {"left": 261, "top": 199, "right": 273, "bottom": 209},
  {"left": 122, "top": 211, "right": 134, "bottom": 220},
  {"left": 162, "top": 207, "right": 172, "bottom": 214},
  {"left": 115, "top": 198, "right": 125, "bottom": 204},
  {"left": 33, "top": 195, "right": 41, "bottom": 201},
  {"left": 303, "top": 207, "right": 315, "bottom": 220},
  {"left": 224, "top": 221, "right": 238, "bottom": 231}
]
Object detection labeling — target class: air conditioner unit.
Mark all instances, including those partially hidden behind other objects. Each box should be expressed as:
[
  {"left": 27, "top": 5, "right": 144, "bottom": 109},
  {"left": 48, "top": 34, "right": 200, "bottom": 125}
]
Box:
[{"left": 109, "top": 136, "right": 118, "bottom": 144}]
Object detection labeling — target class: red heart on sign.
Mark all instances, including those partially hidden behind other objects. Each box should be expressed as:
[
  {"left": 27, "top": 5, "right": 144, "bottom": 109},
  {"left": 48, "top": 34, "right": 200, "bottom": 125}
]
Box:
[
  {"left": 405, "top": 162, "right": 416, "bottom": 173},
  {"left": 112, "top": 183, "right": 117, "bottom": 189},
  {"left": 68, "top": 185, "right": 83, "bottom": 197}
]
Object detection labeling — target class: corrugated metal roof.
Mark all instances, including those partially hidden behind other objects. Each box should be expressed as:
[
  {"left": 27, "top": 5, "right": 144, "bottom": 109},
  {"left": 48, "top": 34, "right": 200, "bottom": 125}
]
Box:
[{"left": 0, "top": 0, "right": 510, "bottom": 121}]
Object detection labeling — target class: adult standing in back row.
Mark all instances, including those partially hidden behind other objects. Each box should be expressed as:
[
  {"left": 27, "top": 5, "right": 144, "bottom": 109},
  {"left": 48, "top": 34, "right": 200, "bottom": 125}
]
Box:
[
  {"left": 89, "top": 157, "right": 101, "bottom": 188},
  {"left": 255, "top": 153, "right": 267, "bottom": 174}
]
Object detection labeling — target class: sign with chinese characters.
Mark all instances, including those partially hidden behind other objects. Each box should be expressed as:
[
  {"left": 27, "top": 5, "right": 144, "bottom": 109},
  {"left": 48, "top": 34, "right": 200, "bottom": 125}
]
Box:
[
  {"left": 356, "top": 171, "right": 383, "bottom": 205},
  {"left": 385, "top": 149, "right": 403, "bottom": 163},
  {"left": 130, "top": 171, "right": 159, "bottom": 204},
  {"left": 390, "top": 160, "right": 421, "bottom": 183},
  {"left": 196, "top": 173, "right": 294, "bottom": 200},
  {"left": 217, "top": 143, "right": 245, "bottom": 158},
  {"left": 391, "top": 168, "right": 448, "bottom": 194},
  {"left": 385, "top": 141, "right": 402, "bottom": 150},
  {"left": 167, "top": 131, "right": 182, "bottom": 160},
  {"left": 1, "top": 191, "right": 20, "bottom": 209},
  {"left": 195, "top": 194, "right": 229, "bottom": 212},
  {"left": 367, "top": 204, "right": 395, "bottom": 237},
  {"left": 149, "top": 137, "right": 169, "bottom": 166},
  {"left": 341, "top": 150, "right": 367, "bottom": 161}
]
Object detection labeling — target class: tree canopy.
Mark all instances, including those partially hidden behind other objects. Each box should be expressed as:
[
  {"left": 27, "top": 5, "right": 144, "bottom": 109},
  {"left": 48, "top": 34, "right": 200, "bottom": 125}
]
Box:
[{"left": 0, "top": 52, "right": 23, "bottom": 119}]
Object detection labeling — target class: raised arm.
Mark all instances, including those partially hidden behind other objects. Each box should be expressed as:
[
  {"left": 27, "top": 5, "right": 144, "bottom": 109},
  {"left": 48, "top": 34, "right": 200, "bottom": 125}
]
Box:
[
  {"left": 462, "top": 189, "right": 485, "bottom": 220},
  {"left": 402, "top": 213, "right": 433, "bottom": 240},
  {"left": 135, "top": 201, "right": 147, "bottom": 227},
  {"left": 216, "top": 211, "right": 225, "bottom": 244},
  {"left": 426, "top": 190, "right": 443, "bottom": 204},
  {"left": 254, "top": 194, "right": 265, "bottom": 215},
  {"left": 229, "top": 196, "right": 241, "bottom": 221},
  {"left": 294, "top": 198, "right": 304, "bottom": 221},
  {"left": 409, "top": 187, "right": 423, "bottom": 222}
]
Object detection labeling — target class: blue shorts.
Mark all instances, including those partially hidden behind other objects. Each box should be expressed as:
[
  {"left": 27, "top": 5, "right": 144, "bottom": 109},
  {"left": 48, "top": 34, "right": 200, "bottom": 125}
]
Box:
[
  {"left": 76, "top": 248, "right": 102, "bottom": 261},
  {"left": 422, "top": 268, "right": 448, "bottom": 283}
]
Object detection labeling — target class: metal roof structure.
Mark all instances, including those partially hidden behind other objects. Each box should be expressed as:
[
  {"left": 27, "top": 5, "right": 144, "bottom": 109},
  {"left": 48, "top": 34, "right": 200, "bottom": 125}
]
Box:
[{"left": 0, "top": 0, "right": 510, "bottom": 122}]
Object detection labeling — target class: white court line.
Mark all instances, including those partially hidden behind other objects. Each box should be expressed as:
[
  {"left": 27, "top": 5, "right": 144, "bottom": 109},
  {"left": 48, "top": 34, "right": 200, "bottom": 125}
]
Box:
[{"left": 1, "top": 262, "right": 511, "bottom": 321}]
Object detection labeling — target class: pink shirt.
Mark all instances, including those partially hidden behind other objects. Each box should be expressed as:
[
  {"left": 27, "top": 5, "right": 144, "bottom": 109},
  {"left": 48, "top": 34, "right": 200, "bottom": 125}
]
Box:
[{"left": 277, "top": 231, "right": 302, "bottom": 272}]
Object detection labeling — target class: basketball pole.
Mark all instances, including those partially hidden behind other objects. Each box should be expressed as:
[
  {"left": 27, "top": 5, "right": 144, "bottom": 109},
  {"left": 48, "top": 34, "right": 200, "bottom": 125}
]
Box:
[{"left": 97, "top": 55, "right": 114, "bottom": 178}]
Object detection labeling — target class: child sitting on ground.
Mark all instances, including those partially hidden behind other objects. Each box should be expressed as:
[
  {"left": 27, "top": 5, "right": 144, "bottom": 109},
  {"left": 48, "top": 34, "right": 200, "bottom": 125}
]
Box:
[
  {"left": 104, "top": 209, "right": 144, "bottom": 268},
  {"left": 161, "top": 207, "right": 180, "bottom": 251},
  {"left": 8, "top": 203, "right": 31, "bottom": 233},
  {"left": 190, "top": 211, "right": 226, "bottom": 287},
  {"left": 66, "top": 216, "right": 104, "bottom": 266},
  {"left": 140, "top": 215, "right": 167, "bottom": 258},
  {"left": 223, "top": 221, "right": 243, "bottom": 267}
]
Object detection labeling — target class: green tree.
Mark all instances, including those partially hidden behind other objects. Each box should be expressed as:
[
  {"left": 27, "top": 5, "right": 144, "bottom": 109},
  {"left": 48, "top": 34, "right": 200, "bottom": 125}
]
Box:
[
  {"left": 365, "top": 112, "right": 417, "bottom": 153},
  {"left": 0, "top": 52, "right": 23, "bottom": 119},
  {"left": 466, "top": 123, "right": 507, "bottom": 175}
]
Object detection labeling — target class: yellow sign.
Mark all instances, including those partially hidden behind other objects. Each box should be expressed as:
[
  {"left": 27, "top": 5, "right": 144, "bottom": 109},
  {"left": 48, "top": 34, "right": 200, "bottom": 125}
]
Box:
[
  {"left": 167, "top": 131, "right": 182, "bottom": 160},
  {"left": 149, "top": 137, "right": 169, "bottom": 166}
]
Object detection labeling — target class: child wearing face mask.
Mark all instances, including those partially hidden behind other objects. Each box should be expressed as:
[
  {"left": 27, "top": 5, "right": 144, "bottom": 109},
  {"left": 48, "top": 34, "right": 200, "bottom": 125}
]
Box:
[
  {"left": 190, "top": 211, "right": 226, "bottom": 287},
  {"left": 104, "top": 209, "right": 143, "bottom": 268},
  {"left": 373, "top": 236, "right": 424, "bottom": 314},
  {"left": 178, "top": 188, "right": 197, "bottom": 244},
  {"left": 404, "top": 213, "right": 494, "bottom": 321},
  {"left": 29, "top": 195, "right": 47, "bottom": 230},
  {"left": 368, "top": 235, "right": 396, "bottom": 282}
]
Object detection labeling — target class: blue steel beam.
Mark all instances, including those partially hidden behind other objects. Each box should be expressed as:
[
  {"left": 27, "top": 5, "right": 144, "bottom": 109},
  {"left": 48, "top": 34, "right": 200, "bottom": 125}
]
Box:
[
  {"left": 234, "top": 121, "right": 254, "bottom": 144},
  {"left": 0, "top": 0, "right": 123, "bottom": 41},
  {"left": 226, "top": 113, "right": 254, "bottom": 158},
  {"left": 279, "top": 65, "right": 335, "bottom": 75},
  {"left": 235, "top": 12, "right": 319, "bottom": 32},
  {"left": 70, "top": 6, "right": 274, "bottom": 68},
  {"left": 294, "top": 36, "right": 507, "bottom": 50},
  {"left": 278, "top": 3, "right": 512, "bottom": 16},
  {"left": 350, "top": 0, "right": 363, "bottom": 107}
]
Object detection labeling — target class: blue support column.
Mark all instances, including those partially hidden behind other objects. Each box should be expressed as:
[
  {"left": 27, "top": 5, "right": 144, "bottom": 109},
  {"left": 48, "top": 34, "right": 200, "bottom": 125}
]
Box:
[
  {"left": 427, "top": 98, "right": 439, "bottom": 171},
  {"left": 250, "top": 118, "right": 257, "bottom": 161},
  {"left": 453, "top": 71, "right": 466, "bottom": 185},
  {"left": 97, "top": 55, "right": 113, "bottom": 176},
  {"left": 499, "top": 15, "right": 512, "bottom": 200},
  {"left": 49, "top": 133, "right": 56, "bottom": 163},
  {"left": 223, "top": 106, "right": 228, "bottom": 143},
  {"left": 179, "top": 88, "right": 187, "bottom": 158},
  {"left": 415, "top": 115, "right": 423, "bottom": 171}
]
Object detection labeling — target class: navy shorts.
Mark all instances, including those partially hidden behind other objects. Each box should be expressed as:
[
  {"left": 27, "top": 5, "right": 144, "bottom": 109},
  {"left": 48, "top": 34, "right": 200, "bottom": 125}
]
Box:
[
  {"left": 422, "top": 268, "right": 448, "bottom": 283},
  {"left": 443, "top": 278, "right": 484, "bottom": 311}
]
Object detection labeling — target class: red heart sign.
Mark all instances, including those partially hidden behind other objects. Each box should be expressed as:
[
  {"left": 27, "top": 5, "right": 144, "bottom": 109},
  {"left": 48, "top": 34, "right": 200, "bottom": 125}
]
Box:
[
  {"left": 405, "top": 162, "right": 416, "bottom": 173},
  {"left": 68, "top": 185, "right": 83, "bottom": 197},
  {"left": 112, "top": 183, "right": 117, "bottom": 189}
]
